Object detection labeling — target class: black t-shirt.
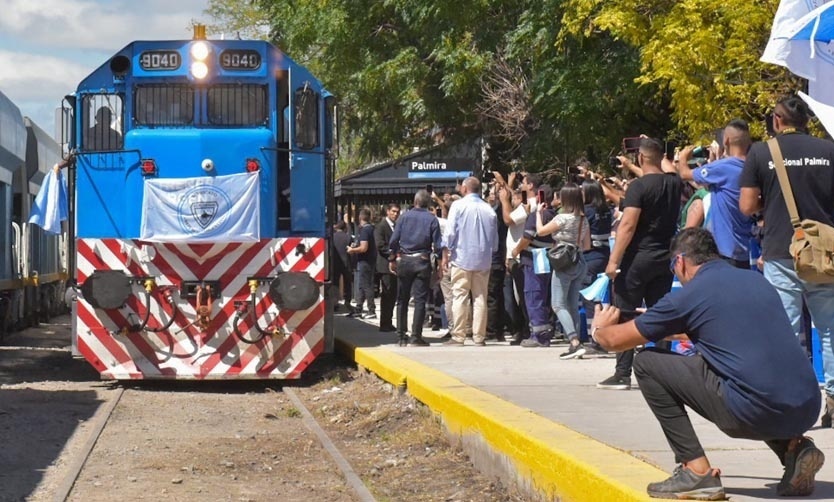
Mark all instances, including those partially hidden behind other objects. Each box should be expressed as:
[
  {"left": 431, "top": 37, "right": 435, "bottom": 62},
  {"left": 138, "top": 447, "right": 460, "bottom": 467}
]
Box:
[
  {"left": 353, "top": 223, "right": 376, "bottom": 265},
  {"left": 740, "top": 133, "right": 834, "bottom": 260},
  {"left": 635, "top": 260, "right": 820, "bottom": 437},
  {"left": 492, "top": 203, "right": 508, "bottom": 265},
  {"left": 622, "top": 172, "right": 682, "bottom": 259}
]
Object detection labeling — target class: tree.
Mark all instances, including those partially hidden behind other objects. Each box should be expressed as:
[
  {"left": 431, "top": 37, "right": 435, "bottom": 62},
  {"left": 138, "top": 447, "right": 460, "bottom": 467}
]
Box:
[{"left": 560, "top": 0, "right": 800, "bottom": 141}]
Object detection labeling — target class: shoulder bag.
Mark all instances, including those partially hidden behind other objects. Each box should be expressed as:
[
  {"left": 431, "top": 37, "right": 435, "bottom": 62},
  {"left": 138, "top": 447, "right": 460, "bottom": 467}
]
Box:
[
  {"left": 547, "top": 215, "right": 583, "bottom": 272},
  {"left": 767, "top": 138, "right": 834, "bottom": 284}
]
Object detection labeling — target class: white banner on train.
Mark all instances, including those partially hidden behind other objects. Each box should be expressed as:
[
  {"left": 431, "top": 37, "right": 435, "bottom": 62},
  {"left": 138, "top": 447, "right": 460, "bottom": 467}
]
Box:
[{"left": 140, "top": 172, "right": 260, "bottom": 242}]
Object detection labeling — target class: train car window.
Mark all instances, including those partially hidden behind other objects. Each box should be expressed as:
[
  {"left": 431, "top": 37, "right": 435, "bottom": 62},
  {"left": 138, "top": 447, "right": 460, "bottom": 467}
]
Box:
[
  {"left": 207, "top": 85, "right": 268, "bottom": 126},
  {"left": 82, "top": 94, "right": 123, "bottom": 151},
  {"left": 134, "top": 85, "right": 194, "bottom": 126},
  {"left": 295, "top": 86, "right": 319, "bottom": 150}
]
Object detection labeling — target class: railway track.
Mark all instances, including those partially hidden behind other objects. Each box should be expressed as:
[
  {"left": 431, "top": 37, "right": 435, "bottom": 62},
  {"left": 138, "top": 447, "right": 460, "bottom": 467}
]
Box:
[{"left": 1, "top": 318, "right": 517, "bottom": 502}]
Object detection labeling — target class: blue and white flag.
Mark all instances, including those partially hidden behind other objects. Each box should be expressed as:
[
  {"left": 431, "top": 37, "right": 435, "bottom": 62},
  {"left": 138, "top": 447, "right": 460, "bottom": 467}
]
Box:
[
  {"left": 532, "top": 248, "right": 550, "bottom": 274},
  {"left": 580, "top": 273, "right": 610, "bottom": 303},
  {"left": 29, "top": 168, "right": 68, "bottom": 235},
  {"left": 140, "top": 172, "right": 260, "bottom": 242}
]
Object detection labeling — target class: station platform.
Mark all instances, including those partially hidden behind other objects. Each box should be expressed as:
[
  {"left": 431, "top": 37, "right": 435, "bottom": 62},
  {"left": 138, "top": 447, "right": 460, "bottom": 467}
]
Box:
[{"left": 333, "top": 314, "right": 834, "bottom": 501}]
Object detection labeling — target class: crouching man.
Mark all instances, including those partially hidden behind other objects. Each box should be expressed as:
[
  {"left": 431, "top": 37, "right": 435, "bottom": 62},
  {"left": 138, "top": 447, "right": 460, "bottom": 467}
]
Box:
[{"left": 593, "top": 228, "right": 823, "bottom": 500}]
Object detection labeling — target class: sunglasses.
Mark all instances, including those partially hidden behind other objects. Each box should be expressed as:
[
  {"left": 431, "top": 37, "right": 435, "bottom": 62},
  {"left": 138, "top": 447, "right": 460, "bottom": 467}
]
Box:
[{"left": 669, "top": 253, "right": 686, "bottom": 272}]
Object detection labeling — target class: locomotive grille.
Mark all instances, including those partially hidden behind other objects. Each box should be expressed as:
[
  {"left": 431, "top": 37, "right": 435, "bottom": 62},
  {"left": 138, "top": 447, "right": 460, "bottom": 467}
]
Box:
[
  {"left": 134, "top": 85, "right": 195, "bottom": 126},
  {"left": 207, "top": 84, "right": 268, "bottom": 127}
]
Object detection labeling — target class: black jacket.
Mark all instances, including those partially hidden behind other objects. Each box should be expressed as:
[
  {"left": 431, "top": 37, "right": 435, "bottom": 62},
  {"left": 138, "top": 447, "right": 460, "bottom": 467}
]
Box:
[{"left": 374, "top": 219, "right": 395, "bottom": 274}]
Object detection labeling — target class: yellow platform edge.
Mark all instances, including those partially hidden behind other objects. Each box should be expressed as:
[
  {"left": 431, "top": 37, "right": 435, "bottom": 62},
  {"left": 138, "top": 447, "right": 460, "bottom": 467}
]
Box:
[{"left": 336, "top": 338, "right": 665, "bottom": 502}]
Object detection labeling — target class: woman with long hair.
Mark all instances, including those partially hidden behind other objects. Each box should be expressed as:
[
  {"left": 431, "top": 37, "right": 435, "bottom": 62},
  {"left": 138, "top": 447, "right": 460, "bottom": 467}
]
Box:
[
  {"left": 581, "top": 180, "right": 614, "bottom": 356},
  {"left": 536, "top": 183, "right": 591, "bottom": 359}
]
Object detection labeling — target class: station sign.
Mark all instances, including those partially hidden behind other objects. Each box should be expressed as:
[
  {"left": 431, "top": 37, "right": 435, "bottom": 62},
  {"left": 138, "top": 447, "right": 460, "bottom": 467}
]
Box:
[{"left": 407, "top": 158, "right": 475, "bottom": 179}]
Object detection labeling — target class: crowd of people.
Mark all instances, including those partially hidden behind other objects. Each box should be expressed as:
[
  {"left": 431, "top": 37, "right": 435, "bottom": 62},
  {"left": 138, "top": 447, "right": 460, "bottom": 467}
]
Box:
[{"left": 330, "top": 94, "right": 834, "bottom": 499}]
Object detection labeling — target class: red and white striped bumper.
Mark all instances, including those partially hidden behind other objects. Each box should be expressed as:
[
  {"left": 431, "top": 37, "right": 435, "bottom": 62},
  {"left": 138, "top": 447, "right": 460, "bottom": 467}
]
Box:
[{"left": 75, "top": 238, "right": 326, "bottom": 379}]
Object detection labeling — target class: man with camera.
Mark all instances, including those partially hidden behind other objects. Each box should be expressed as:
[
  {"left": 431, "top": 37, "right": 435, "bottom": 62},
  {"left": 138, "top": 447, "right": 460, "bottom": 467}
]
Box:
[
  {"left": 676, "top": 119, "right": 754, "bottom": 268},
  {"left": 592, "top": 228, "right": 823, "bottom": 499},
  {"left": 740, "top": 94, "right": 834, "bottom": 427},
  {"left": 600, "top": 138, "right": 682, "bottom": 390}
]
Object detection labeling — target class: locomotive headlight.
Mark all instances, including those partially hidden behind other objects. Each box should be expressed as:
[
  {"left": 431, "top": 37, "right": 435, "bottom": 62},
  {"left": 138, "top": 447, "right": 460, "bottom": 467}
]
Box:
[
  {"left": 190, "top": 41, "right": 210, "bottom": 61},
  {"left": 191, "top": 61, "right": 209, "bottom": 79}
]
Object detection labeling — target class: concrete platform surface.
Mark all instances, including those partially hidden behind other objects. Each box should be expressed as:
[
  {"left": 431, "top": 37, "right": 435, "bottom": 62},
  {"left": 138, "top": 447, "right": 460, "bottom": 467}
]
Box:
[{"left": 333, "top": 314, "right": 834, "bottom": 501}]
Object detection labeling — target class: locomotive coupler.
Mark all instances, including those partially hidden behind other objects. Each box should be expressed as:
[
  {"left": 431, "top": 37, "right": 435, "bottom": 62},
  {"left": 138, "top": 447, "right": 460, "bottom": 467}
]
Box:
[{"left": 195, "top": 284, "right": 213, "bottom": 331}]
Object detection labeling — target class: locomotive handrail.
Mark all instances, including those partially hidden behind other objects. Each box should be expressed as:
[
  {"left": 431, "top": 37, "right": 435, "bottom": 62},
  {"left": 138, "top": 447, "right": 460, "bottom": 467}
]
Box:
[
  {"left": 259, "top": 146, "right": 329, "bottom": 156},
  {"left": 10, "top": 222, "right": 21, "bottom": 278}
]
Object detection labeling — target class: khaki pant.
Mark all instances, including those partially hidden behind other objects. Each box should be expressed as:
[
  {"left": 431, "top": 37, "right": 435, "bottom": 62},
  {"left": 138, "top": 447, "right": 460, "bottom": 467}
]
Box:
[
  {"left": 441, "top": 267, "right": 471, "bottom": 335},
  {"left": 450, "top": 265, "right": 489, "bottom": 343}
]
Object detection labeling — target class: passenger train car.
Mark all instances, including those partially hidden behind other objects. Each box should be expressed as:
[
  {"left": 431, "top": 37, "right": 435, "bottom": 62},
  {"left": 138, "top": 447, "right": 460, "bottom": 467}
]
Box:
[
  {"left": 63, "top": 26, "right": 336, "bottom": 379},
  {"left": 0, "top": 91, "right": 67, "bottom": 338}
]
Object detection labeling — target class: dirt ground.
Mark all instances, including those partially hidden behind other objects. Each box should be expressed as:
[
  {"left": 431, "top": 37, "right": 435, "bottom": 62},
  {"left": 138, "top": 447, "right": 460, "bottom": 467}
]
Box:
[{"left": 0, "top": 318, "right": 521, "bottom": 502}]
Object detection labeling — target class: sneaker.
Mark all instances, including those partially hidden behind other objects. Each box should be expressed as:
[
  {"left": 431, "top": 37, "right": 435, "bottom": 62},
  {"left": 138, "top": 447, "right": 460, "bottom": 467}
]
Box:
[
  {"left": 408, "top": 337, "right": 430, "bottom": 347},
  {"left": 442, "top": 339, "right": 465, "bottom": 346},
  {"left": 582, "top": 343, "right": 613, "bottom": 358},
  {"left": 346, "top": 311, "right": 362, "bottom": 319},
  {"left": 559, "top": 343, "right": 586, "bottom": 360},
  {"left": 646, "top": 464, "right": 725, "bottom": 500},
  {"left": 597, "top": 375, "right": 632, "bottom": 390},
  {"left": 361, "top": 312, "right": 377, "bottom": 320},
  {"left": 777, "top": 437, "right": 825, "bottom": 496},
  {"left": 520, "top": 334, "right": 550, "bottom": 348},
  {"left": 438, "top": 331, "right": 452, "bottom": 341},
  {"left": 474, "top": 340, "right": 486, "bottom": 346}
]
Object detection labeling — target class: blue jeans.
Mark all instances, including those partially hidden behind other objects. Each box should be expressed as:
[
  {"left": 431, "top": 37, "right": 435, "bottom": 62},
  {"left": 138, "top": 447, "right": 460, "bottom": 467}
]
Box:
[
  {"left": 551, "top": 256, "right": 587, "bottom": 341},
  {"left": 353, "top": 261, "right": 375, "bottom": 314},
  {"left": 764, "top": 259, "right": 834, "bottom": 397}
]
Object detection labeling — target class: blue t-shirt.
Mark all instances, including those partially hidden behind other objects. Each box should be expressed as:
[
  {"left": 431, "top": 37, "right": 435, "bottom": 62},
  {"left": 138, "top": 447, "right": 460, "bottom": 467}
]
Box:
[
  {"left": 635, "top": 260, "right": 820, "bottom": 438},
  {"left": 353, "top": 223, "right": 376, "bottom": 265},
  {"left": 692, "top": 157, "right": 754, "bottom": 261}
]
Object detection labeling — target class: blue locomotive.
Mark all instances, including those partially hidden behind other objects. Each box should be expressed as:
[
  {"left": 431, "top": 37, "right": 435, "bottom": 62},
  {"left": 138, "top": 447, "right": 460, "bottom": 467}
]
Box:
[
  {"left": 0, "top": 91, "right": 66, "bottom": 337},
  {"left": 63, "top": 26, "right": 336, "bottom": 379}
]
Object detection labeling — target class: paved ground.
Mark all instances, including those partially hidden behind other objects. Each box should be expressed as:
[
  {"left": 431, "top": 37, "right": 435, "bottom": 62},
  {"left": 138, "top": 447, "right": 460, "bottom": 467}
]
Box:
[{"left": 335, "top": 311, "right": 834, "bottom": 501}]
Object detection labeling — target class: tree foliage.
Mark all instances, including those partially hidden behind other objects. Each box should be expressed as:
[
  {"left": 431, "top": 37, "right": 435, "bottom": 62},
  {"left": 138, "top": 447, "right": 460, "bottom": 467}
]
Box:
[
  {"left": 561, "top": 0, "right": 800, "bottom": 141},
  {"left": 204, "top": 0, "right": 796, "bottom": 174}
]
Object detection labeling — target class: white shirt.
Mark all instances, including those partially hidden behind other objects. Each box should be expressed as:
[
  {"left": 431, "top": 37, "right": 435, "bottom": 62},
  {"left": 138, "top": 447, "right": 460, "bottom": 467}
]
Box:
[{"left": 506, "top": 203, "right": 529, "bottom": 260}]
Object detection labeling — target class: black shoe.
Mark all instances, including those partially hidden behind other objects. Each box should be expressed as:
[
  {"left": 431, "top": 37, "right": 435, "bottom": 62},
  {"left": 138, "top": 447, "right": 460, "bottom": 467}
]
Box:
[
  {"left": 646, "top": 464, "right": 724, "bottom": 500},
  {"left": 439, "top": 331, "right": 452, "bottom": 341},
  {"left": 582, "top": 342, "right": 613, "bottom": 358},
  {"left": 559, "top": 343, "right": 586, "bottom": 360},
  {"left": 397, "top": 333, "right": 408, "bottom": 347},
  {"left": 408, "top": 337, "right": 430, "bottom": 347},
  {"left": 596, "top": 374, "right": 631, "bottom": 390},
  {"left": 777, "top": 437, "right": 825, "bottom": 496},
  {"left": 379, "top": 325, "right": 396, "bottom": 333},
  {"left": 346, "top": 311, "right": 361, "bottom": 318},
  {"left": 509, "top": 333, "right": 524, "bottom": 346}
]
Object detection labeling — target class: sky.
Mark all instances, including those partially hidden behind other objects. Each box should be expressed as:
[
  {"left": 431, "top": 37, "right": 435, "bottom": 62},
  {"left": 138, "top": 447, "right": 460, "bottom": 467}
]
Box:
[{"left": 0, "top": 0, "right": 211, "bottom": 139}]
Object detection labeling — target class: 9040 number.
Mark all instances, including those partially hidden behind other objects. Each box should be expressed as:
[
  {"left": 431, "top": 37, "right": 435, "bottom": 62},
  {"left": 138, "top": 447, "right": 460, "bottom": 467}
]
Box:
[
  {"left": 220, "top": 50, "right": 261, "bottom": 70},
  {"left": 139, "top": 51, "right": 181, "bottom": 71}
]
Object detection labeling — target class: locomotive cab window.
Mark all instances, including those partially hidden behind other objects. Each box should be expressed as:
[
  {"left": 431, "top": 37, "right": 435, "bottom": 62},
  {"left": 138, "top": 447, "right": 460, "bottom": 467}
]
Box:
[
  {"left": 82, "top": 94, "right": 123, "bottom": 151},
  {"left": 294, "top": 86, "right": 319, "bottom": 150},
  {"left": 207, "top": 85, "right": 268, "bottom": 126},
  {"left": 134, "top": 85, "right": 194, "bottom": 126}
]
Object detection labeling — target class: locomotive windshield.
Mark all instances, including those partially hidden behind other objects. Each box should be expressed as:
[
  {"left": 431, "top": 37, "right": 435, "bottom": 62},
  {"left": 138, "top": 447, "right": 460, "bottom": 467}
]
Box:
[
  {"left": 207, "top": 84, "right": 268, "bottom": 126},
  {"left": 134, "top": 85, "right": 194, "bottom": 126}
]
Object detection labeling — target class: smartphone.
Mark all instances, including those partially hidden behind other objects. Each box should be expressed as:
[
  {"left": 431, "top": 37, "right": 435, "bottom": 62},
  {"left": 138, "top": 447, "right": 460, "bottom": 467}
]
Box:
[
  {"left": 622, "top": 137, "right": 642, "bottom": 153},
  {"left": 608, "top": 157, "right": 620, "bottom": 169},
  {"left": 537, "top": 189, "right": 545, "bottom": 203},
  {"left": 425, "top": 184, "right": 433, "bottom": 194},
  {"left": 521, "top": 191, "right": 528, "bottom": 204}
]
